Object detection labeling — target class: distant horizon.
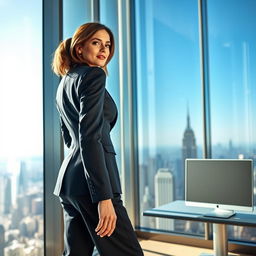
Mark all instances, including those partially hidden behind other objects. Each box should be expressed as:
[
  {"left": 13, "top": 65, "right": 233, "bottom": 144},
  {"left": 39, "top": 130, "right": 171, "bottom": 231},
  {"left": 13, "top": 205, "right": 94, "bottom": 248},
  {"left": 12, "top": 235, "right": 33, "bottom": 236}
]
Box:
[{"left": 0, "top": 140, "right": 256, "bottom": 159}]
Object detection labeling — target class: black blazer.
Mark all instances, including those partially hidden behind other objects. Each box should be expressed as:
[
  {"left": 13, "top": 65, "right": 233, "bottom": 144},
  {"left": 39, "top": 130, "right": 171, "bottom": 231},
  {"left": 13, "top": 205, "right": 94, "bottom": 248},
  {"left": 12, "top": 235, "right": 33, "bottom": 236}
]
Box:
[{"left": 53, "top": 64, "right": 122, "bottom": 203}]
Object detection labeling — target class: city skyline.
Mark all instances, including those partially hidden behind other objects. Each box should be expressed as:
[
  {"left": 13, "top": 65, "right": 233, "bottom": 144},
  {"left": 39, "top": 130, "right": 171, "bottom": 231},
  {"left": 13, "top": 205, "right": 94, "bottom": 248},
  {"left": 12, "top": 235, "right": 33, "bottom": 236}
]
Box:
[
  {"left": 139, "top": 114, "right": 256, "bottom": 241},
  {"left": 0, "top": 157, "right": 43, "bottom": 256},
  {"left": 0, "top": 113, "right": 255, "bottom": 254}
]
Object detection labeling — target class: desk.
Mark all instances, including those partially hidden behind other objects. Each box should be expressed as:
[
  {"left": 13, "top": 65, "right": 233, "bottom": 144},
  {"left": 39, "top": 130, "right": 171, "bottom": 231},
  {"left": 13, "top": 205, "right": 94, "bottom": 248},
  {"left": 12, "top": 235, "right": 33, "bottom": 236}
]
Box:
[{"left": 143, "top": 200, "right": 256, "bottom": 256}]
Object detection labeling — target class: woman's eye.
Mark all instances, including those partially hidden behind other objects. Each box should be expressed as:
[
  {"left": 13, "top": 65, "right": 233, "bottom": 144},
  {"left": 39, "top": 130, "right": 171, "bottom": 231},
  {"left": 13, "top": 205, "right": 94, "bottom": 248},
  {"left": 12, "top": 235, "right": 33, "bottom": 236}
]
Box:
[{"left": 92, "top": 41, "right": 111, "bottom": 48}]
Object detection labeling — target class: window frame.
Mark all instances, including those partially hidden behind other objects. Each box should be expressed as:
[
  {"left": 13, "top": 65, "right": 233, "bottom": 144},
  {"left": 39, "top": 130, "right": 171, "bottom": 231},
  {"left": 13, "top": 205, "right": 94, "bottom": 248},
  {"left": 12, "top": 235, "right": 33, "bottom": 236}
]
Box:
[
  {"left": 43, "top": 0, "right": 256, "bottom": 254},
  {"left": 43, "top": 0, "right": 63, "bottom": 255},
  {"left": 131, "top": 0, "right": 256, "bottom": 253}
]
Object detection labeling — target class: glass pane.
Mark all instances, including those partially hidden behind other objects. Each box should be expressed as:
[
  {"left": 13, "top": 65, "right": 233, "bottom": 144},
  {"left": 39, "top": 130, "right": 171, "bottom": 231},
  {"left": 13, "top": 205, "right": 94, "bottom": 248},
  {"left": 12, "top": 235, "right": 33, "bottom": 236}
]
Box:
[
  {"left": 100, "top": 0, "right": 122, "bottom": 172},
  {"left": 62, "top": 0, "right": 92, "bottom": 157},
  {"left": 0, "top": 0, "right": 43, "bottom": 255},
  {"left": 63, "top": 0, "right": 92, "bottom": 38},
  {"left": 135, "top": 0, "right": 204, "bottom": 235},
  {"left": 207, "top": 0, "right": 256, "bottom": 242}
]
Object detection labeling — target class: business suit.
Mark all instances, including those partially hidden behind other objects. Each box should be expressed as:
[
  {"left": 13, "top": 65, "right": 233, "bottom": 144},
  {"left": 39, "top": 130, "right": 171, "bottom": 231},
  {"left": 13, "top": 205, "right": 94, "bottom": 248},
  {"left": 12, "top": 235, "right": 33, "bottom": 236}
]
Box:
[{"left": 54, "top": 64, "right": 144, "bottom": 256}]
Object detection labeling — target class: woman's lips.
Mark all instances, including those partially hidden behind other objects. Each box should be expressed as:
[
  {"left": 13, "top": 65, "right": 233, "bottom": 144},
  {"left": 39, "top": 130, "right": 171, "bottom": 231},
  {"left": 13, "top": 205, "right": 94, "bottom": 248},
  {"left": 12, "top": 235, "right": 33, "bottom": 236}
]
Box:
[{"left": 97, "top": 55, "right": 106, "bottom": 60}]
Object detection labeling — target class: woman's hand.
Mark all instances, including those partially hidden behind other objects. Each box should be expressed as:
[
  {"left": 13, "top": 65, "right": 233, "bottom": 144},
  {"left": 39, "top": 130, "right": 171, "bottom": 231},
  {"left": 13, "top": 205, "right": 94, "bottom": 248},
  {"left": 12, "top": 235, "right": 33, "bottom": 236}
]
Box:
[{"left": 95, "top": 199, "right": 117, "bottom": 237}]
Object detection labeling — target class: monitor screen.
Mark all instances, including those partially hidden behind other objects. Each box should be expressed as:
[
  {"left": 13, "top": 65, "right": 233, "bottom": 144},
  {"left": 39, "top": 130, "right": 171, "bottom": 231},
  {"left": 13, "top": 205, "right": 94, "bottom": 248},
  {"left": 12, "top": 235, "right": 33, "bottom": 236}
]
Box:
[{"left": 185, "top": 159, "right": 254, "bottom": 213}]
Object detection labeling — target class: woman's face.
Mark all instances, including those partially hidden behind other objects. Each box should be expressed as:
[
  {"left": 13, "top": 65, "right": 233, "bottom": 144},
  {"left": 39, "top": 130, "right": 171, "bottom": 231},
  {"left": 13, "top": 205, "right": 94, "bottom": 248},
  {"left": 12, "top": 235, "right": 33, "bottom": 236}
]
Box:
[{"left": 78, "top": 29, "right": 111, "bottom": 67}]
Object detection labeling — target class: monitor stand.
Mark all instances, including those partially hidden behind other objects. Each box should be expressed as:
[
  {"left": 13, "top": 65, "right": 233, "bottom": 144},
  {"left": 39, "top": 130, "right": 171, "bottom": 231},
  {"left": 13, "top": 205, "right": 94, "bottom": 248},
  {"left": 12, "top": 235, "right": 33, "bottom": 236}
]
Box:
[
  {"left": 200, "top": 223, "right": 232, "bottom": 256},
  {"left": 204, "top": 208, "right": 235, "bottom": 219}
]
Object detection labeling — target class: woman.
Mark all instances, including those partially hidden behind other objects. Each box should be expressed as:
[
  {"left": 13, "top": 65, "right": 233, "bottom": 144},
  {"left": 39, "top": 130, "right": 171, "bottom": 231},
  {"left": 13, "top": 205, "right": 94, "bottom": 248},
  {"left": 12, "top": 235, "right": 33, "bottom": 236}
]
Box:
[{"left": 52, "top": 22, "right": 144, "bottom": 256}]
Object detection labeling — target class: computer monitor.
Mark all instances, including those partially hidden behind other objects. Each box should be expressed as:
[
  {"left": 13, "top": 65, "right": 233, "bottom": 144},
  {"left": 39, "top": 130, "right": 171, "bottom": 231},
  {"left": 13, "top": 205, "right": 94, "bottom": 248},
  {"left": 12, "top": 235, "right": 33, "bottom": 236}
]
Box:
[{"left": 185, "top": 159, "right": 254, "bottom": 218}]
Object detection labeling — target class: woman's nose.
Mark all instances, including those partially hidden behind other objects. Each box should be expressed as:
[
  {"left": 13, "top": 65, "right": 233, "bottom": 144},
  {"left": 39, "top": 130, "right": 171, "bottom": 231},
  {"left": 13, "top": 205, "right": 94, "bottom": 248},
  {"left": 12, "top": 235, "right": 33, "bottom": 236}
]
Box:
[{"left": 100, "top": 44, "right": 106, "bottom": 51}]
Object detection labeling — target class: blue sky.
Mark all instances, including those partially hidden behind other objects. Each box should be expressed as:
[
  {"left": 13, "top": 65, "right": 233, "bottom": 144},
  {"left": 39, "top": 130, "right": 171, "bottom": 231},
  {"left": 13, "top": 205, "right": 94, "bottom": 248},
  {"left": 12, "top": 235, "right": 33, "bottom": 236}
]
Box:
[
  {"left": 0, "top": 0, "right": 256, "bottom": 158},
  {"left": 208, "top": 0, "right": 256, "bottom": 147},
  {"left": 136, "top": 0, "right": 256, "bottom": 148},
  {"left": 0, "top": 0, "right": 42, "bottom": 158}
]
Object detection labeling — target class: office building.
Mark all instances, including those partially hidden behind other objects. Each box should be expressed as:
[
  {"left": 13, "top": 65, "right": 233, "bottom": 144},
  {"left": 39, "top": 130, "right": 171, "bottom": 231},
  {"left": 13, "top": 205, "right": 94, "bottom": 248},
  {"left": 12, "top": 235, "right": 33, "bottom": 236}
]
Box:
[
  {"left": 4, "top": 176, "right": 12, "bottom": 215},
  {"left": 141, "top": 186, "right": 155, "bottom": 229},
  {"left": 155, "top": 168, "right": 174, "bottom": 230},
  {"left": 0, "top": 224, "right": 4, "bottom": 256},
  {"left": 18, "top": 161, "right": 28, "bottom": 196},
  {"left": 0, "top": 176, "right": 4, "bottom": 214},
  {"left": 182, "top": 110, "right": 197, "bottom": 161}
]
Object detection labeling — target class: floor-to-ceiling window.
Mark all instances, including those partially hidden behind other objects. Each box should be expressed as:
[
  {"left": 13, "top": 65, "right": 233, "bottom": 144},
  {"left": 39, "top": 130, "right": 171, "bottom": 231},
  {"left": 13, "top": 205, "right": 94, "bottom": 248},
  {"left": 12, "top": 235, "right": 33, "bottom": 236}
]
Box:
[
  {"left": 99, "top": 0, "right": 122, "bottom": 185},
  {"left": 62, "top": 0, "right": 94, "bottom": 157},
  {"left": 135, "top": 0, "right": 204, "bottom": 236},
  {"left": 63, "top": 0, "right": 93, "bottom": 39},
  {"left": 61, "top": 0, "right": 122, "bottom": 183},
  {"left": 0, "top": 0, "right": 43, "bottom": 255},
  {"left": 135, "top": 0, "right": 256, "bottom": 243},
  {"left": 207, "top": 0, "right": 256, "bottom": 242}
]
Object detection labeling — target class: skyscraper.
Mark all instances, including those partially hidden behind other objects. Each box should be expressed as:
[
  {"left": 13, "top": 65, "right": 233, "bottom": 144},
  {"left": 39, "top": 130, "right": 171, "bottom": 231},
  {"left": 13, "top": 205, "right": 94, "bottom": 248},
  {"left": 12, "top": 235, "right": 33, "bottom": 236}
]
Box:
[
  {"left": 155, "top": 168, "right": 174, "bottom": 230},
  {"left": 0, "top": 224, "right": 4, "bottom": 256},
  {"left": 4, "top": 176, "right": 12, "bottom": 214},
  {"left": 181, "top": 109, "right": 199, "bottom": 233},
  {"left": 148, "top": 157, "right": 157, "bottom": 200},
  {"left": 181, "top": 109, "right": 197, "bottom": 198},
  {"left": 182, "top": 109, "right": 197, "bottom": 160},
  {"left": 18, "top": 161, "right": 28, "bottom": 195},
  {"left": 0, "top": 176, "right": 4, "bottom": 214},
  {"left": 141, "top": 186, "right": 155, "bottom": 228}
]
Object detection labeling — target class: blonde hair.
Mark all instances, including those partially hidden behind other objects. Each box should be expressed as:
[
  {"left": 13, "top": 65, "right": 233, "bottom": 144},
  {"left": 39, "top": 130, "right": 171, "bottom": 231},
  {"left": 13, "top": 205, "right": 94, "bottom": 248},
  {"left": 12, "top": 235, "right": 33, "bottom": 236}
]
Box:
[{"left": 52, "top": 22, "right": 115, "bottom": 76}]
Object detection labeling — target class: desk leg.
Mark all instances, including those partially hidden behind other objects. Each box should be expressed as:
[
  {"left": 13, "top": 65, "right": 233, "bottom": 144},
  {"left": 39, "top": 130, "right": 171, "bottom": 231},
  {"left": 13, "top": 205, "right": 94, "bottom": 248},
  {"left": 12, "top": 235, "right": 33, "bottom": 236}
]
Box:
[
  {"left": 213, "top": 223, "right": 227, "bottom": 256},
  {"left": 200, "top": 223, "right": 230, "bottom": 256}
]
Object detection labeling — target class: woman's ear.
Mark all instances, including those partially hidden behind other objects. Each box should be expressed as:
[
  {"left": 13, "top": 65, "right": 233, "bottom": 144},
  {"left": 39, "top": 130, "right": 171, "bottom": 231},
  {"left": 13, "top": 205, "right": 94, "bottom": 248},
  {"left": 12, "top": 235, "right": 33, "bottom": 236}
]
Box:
[{"left": 75, "top": 45, "right": 82, "bottom": 56}]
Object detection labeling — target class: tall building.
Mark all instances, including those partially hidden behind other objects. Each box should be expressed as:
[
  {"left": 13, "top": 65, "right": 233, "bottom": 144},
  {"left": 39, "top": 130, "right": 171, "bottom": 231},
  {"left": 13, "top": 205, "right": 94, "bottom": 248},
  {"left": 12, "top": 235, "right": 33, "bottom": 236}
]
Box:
[
  {"left": 0, "top": 176, "right": 4, "bottom": 214},
  {"left": 19, "top": 216, "right": 37, "bottom": 238},
  {"left": 0, "top": 224, "right": 4, "bottom": 256},
  {"left": 18, "top": 161, "right": 28, "bottom": 195},
  {"left": 155, "top": 168, "right": 174, "bottom": 230},
  {"left": 174, "top": 158, "right": 182, "bottom": 200},
  {"left": 4, "top": 176, "right": 12, "bottom": 214},
  {"left": 179, "top": 110, "right": 198, "bottom": 233},
  {"left": 181, "top": 109, "right": 197, "bottom": 198},
  {"left": 32, "top": 197, "right": 43, "bottom": 215},
  {"left": 141, "top": 186, "right": 155, "bottom": 228},
  {"left": 139, "top": 164, "right": 148, "bottom": 203},
  {"left": 182, "top": 109, "right": 197, "bottom": 160},
  {"left": 7, "top": 159, "right": 20, "bottom": 208},
  {"left": 148, "top": 157, "right": 157, "bottom": 200},
  {"left": 0, "top": 164, "right": 7, "bottom": 214}
]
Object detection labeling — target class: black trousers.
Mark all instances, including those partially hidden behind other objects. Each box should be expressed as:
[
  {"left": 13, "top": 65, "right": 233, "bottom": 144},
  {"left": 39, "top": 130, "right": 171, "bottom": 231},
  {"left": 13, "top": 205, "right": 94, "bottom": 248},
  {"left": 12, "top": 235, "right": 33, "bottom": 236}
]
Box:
[{"left": 59, "top": 194, "right": 144, "bottom": 256}]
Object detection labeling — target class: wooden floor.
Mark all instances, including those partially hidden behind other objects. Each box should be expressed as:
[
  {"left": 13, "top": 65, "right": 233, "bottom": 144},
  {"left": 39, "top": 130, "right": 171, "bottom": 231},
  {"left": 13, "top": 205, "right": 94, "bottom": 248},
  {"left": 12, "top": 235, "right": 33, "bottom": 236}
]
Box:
[{"left": 139, "top": 239, "right": 255, "bottom": 256}]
